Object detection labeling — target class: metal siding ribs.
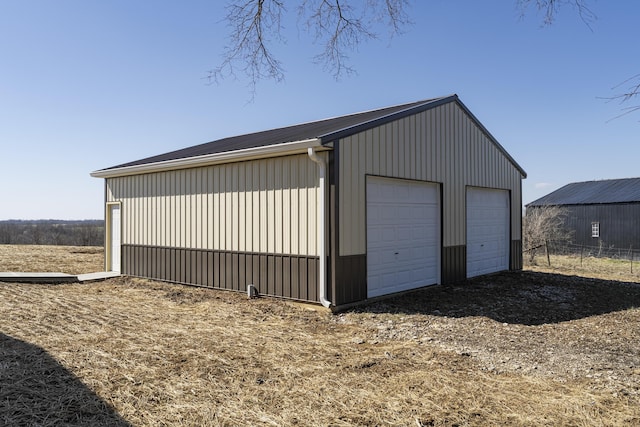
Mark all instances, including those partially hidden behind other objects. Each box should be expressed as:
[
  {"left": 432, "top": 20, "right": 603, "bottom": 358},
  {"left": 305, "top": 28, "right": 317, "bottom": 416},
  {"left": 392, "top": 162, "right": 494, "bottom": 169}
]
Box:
[{"left": 122, "top": 245, "right": 320, "bottom": 302}]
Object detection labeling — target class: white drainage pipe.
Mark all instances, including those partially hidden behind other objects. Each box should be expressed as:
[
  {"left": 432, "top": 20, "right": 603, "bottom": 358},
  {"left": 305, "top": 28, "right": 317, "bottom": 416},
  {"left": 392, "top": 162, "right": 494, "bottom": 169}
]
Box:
[
  {"left": 307, "top": 147, "right": 331, "bottom": 308},
  {"left": 247, "top": 284, "right": 258, "bottom": 299}
]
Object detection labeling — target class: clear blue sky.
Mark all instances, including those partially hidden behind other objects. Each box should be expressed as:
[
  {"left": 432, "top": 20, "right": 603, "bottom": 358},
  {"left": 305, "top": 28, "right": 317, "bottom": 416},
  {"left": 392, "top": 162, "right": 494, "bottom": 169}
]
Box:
[{"left": 1, "top": 1, "right": 638, "bottom": 220}]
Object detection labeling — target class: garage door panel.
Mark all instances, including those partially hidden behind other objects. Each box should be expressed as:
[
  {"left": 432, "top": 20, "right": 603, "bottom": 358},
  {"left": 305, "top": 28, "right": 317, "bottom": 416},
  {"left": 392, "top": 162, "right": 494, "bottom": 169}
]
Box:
[
  {"left": 367, "top": 177, "right": 441, "bottom": 298},
  {"left": 397, "top": 226, "right": 421, "bottom": 241},
  {"left": 368, "top": 275, "right": 383, "bottom": 294},
  {"left": 466, "top": 187, "right": 510, "bottom": 278}
]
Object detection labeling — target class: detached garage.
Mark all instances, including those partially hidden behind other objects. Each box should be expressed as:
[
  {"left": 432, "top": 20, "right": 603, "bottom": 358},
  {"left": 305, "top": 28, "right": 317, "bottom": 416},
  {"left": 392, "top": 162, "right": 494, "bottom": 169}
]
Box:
[{"left": 91, "top": 94, "right": 526, "bottom": 308}]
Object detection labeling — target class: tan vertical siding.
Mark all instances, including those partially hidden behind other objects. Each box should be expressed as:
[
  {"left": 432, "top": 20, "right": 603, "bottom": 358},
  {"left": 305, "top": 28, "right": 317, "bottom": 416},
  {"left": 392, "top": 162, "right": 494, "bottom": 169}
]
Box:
[
  {"left": 267, "top": 161, "right": 275, "bottom": 253},
  {"left": 281, "top": 159, "right": 291, "bottom": 254},
  {"left": 251, "top": 162, "right": 261, "bottom": 252},
  {"left": 290, "top": 159, "right": 299, "bottom": 255},
  {"left": 105, "top": 153, "right": 322, "bottom": 257},
  {"left": 259, "top": 161, "right": 268, "bottom": 253},
  {"left": 225, "top": 165, "right": 233, "bottom": 251},
  {"left": 274, "top": 158, "right": 283, "bottom": 254},
  {"left": 338, "top": 101, "right": 524, "bottom": 256},
  {"left": 297, "top": 161, "right": 308, "bottom": 255}
]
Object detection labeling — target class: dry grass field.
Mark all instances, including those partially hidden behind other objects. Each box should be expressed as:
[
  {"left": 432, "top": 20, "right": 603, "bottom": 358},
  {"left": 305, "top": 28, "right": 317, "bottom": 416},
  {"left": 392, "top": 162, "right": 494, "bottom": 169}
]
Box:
[
  {"left": 527, "top": 252, "right": 640, "bottom": 283},
  {"left": 1, "top": 245, "right": 639, "bottom": 426},
  {"left": 0, "top": 244, "right": 103, "bottom": 274}
]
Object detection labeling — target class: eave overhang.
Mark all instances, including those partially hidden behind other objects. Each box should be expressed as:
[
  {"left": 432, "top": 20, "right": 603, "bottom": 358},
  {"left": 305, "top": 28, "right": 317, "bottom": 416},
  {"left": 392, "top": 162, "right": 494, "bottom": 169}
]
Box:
[{"left": 90, "top": 138, "right": 329, "bottom": 179}]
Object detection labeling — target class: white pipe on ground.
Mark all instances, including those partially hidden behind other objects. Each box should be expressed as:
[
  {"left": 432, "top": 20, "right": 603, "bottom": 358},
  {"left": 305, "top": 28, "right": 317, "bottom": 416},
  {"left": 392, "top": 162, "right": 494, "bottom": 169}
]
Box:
[
  {"left": 307, "top": 147, "right": 331, "bottom": 308},
  {"left": 247, "top": 283, "right": 258, "bottom": 299}
]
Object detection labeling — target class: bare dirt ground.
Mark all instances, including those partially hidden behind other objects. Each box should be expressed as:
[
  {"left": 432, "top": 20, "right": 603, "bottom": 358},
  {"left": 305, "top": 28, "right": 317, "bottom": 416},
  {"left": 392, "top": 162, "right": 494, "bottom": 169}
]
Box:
[{"left": 0, "top": 245, "right": 639, "bottom": 426}]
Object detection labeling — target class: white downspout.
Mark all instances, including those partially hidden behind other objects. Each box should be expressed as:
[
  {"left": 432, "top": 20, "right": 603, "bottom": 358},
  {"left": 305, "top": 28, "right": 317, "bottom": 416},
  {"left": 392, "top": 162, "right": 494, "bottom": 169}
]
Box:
[{"left": 307, "top": 147, "right": 331, "bottom": 308}]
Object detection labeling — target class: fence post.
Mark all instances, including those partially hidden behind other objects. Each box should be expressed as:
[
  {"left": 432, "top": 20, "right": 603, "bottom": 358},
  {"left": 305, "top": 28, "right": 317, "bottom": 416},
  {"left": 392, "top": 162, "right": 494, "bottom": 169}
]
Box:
[
  {"left": 545, "top": 240, "right": 551, "bottom": 267},
  {"left": 630, "top": 245, "right": 634, "bottom": 274}
]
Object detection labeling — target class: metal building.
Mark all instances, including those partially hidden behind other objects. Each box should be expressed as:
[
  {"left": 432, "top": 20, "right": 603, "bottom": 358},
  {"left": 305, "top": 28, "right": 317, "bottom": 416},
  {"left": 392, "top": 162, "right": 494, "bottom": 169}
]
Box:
[
  {"left": 526, "top": 177, "right": 640, "bottom": 252},
  {"left": 91, "top": 95, "right": 527, "bottom": 308}
]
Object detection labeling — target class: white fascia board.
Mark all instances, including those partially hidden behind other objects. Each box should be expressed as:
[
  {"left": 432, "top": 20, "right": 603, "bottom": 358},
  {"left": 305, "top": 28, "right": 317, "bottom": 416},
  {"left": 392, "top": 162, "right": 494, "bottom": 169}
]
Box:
[{"left": 91, "top": 138, "right": 326, "bottom": 178}]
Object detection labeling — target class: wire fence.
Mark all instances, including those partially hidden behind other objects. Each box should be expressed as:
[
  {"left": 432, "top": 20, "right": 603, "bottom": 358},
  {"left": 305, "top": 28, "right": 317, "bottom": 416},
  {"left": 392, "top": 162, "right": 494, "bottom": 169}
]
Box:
[
  {"left": 549, "top": 240, "right": 639, "bottom": 261},
  {"left": 524, "top": 240, "right": 640, "bottom": 276}
]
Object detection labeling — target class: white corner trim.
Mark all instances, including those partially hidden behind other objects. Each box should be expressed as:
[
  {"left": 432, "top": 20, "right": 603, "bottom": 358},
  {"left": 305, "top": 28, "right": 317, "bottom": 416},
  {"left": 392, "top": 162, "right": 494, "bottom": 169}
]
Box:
[{"left": 91, "top": 138, "right": 326, "bottom": 178}]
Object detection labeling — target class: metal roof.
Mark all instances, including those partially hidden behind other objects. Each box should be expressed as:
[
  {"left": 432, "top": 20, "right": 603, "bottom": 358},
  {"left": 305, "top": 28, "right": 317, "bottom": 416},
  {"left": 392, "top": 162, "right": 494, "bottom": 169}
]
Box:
[
  {"left": 94, "top": 94, "right": 526, "bottom": 177},
  {"left": 527, "top": 177, "right": 640, "bottom": 206}
]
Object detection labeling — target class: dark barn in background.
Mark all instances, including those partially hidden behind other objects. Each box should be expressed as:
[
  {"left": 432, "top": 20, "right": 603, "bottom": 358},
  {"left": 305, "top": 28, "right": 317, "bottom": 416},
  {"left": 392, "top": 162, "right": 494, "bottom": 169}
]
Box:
[{"left": 527, "top": 178, "right": 640, "bottom": 252}]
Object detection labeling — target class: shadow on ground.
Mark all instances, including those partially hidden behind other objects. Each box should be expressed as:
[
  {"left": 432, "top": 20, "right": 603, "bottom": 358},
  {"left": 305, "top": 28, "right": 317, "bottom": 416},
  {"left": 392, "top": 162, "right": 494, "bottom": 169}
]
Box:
[
  {"left": 0, "top": 333, "right": 132, "bottom": 427},
  {"left": 354, "top": 271, "right": 640, "bottom": 325}
]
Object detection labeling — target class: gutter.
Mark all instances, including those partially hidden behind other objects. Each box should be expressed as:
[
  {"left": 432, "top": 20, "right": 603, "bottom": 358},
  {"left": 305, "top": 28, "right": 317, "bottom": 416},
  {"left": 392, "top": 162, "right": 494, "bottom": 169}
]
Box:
[
  {"left": 307, "top": 147, "right": 332, "bottom": 308},
  {"left": 90, "top": 138, "right": 328, "bottom": 178}
]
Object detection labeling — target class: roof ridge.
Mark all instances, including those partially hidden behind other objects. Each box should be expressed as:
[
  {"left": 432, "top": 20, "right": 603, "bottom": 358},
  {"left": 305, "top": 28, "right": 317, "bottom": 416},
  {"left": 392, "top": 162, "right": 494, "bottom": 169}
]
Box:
[
  {"left": 228, "top": 96, "right": 452, "bottom": 138},
  {"left": 569, "top": 177, "right": 640, "bottom": 184},
  {"left": 317, "top": 96, "right": 454, "bottom": 140}
]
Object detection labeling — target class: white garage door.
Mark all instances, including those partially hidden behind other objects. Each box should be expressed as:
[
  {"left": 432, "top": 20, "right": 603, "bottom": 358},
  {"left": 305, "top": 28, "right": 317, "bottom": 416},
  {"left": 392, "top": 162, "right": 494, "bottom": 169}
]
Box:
[
  {"left": 466, "top": 187, "right": 510, "bottom": 278},
  {"left": 367, "top": 177, "right": 440, "bottom": 298}
]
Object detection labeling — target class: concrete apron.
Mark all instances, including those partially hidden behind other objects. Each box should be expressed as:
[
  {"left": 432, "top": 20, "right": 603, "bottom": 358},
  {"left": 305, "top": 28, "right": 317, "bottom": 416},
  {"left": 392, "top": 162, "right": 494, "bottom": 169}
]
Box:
[{"left": 0, "top": 271, "right": 120, "bottom": 284}]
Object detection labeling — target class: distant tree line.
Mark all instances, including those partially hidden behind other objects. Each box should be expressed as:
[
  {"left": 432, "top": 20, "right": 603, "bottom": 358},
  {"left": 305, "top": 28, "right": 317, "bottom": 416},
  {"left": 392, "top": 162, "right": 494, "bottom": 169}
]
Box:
[{"left": 0, "top": 220, "right": 104, "bottom": 246}]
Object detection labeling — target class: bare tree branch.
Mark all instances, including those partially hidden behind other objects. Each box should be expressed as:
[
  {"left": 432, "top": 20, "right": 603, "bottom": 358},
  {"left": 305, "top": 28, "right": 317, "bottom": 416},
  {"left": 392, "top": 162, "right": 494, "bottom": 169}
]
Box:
[
  {"left": 212, "top": 0, "right": 411, "bottom": 91},
  {"left": 524, "top": 206, "right": 573, "bottom": 264},
  {"left": 600, "top": 74, "right": 640, "bottom": 121},
  {"left": 300, "top": 0, "right": 375, "bottom": 78},
  {"left": 209, "top": 0, "right": 286, "bottom": 95},
  {"left": 301, "top": 0, "right": 411, "bottom": 78},
  {"left": 213, "top": 0, "right": 638, "bottom": 121},
  {"left": 517, "top": 0, "right": 596, "bottom": 29},
  {"left": 518, "top": 1, "right": 640, "bottom": 120},
  {"left": 381, "top": 0, "right": 411, "bottom": 34},
  {"left": 612, "top": 73, "right": 640, "bottom": 103}
]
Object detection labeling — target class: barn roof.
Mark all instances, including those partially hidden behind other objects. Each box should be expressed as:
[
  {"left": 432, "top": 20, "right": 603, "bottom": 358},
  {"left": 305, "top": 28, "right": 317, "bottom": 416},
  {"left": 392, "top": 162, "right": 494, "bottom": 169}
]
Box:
[
  {"left": 92, "top": 94, "right": 526, "bottom": 178},
  {"left": 527, "top": 177, "right": 640, "bottom": 207}
]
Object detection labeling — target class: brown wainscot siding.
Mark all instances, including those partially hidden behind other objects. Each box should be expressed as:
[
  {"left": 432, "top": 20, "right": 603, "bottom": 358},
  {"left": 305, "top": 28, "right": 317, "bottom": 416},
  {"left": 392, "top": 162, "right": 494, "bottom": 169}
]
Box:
[
  {"left": 442, "top": 245, "right": 466, "bottom": 283},
  {"left": 331, "top": 254, "right": 367, "bottom": 306},
  {"left": 122, "top": 244, "right": 319, "bottom": 302},
  {"left": 510, "top": 240, "right": 523, "bottom": 271}
]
